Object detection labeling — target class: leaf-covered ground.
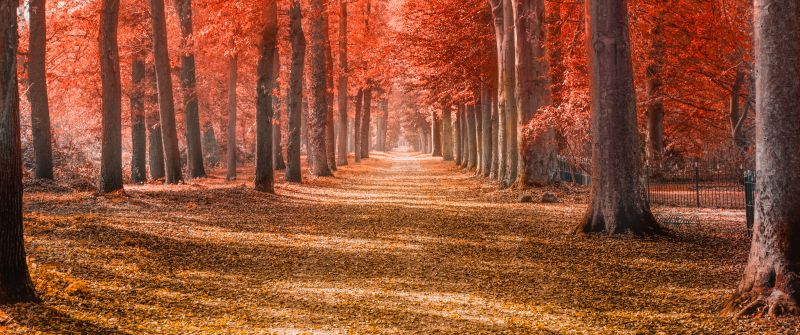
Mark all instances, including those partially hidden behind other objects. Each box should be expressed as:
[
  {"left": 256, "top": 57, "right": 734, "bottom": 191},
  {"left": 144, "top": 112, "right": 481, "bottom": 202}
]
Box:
[{"left": 3, "top": 150, "right": 799, "bottom": 334}]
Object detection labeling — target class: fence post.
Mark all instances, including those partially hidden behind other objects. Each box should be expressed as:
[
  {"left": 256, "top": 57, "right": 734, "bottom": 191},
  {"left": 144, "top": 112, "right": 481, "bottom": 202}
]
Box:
[
  {"left": 744, "top": 170, "right": 755, "bottom": 234},
  {"left": 694, "top": 160, "right": 700, "bottom": 207}
]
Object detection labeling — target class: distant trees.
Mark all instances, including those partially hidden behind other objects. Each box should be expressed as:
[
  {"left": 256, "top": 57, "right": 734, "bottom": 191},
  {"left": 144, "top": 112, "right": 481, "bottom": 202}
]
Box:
[
  {"left": 99, "top": 0, "right": 123, "bottom": 193},
  {"left": 1, "top": 0, "right": 38, "bottom": 304}
]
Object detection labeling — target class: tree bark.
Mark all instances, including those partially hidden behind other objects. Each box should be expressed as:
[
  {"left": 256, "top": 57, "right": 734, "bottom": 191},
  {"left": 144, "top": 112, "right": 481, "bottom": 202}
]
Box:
[
  {"left": 308, "top": 0, "right": 332, "bottom": 176},
  {"left": 481, "top": 87, "right": 492, "bottom": 176},
  {"left": 286, "top": 0, "right": 305, "bottom": 183},
  {"left": 100, "top": 0, "right": 123, "bottom": 193},
  {"left": 130, "top": 53, "right": 147, "bottom": 184},
  {"left": 226, "top": 55, "right": 238, "bottom": 180},
  {"left": 150, "top": 0, "right": 183, "bottom": 184},
  {"left": 432, "top": 110, "right": 442, "bottom": 157},
  {"left": 336, "top": 0, "right": 349, "bottom": 165},
  {"left": 353, "top": 88, "right": 363, "bottom": 162},
  {"left": 454, "top": 104, "right": 462, "bottom": 165},
  {"left": 442, "top": 103, "right": 453, "bottom": 161},
  {"left": 576, "top": 0, "right": 661, "bottom": 235},
  {"left": 146, "top": 64, "right": 165, "bottom": 180},
  {"left": 467, "top": 104, "right": 478, "bottom": 170},
  {"left": 324, "top": 13, "right": 337, "bottom": 171},
  {"left": 0, "top": 0, "right": 38, "bottom": 303},
  {"left": 725, "top": 0, "right": 800, "bottom": 317},
  {"left": 501, "top": 0, "right": 518, "bottom": 186},
  {"left": 273, "top": 95, "right": 286, "bottom": 170},
  {"left": 254, "top": 0, "right": 278, "bottom": 193},
  {"left": 490, "top": 89, "right": 500, "bottom": 180},
  {"left": 489, "top": 0, "right": 505, "bottom": 182},
  {"left": 175, "top": 0, "right": 205, "bottom": 179},
  {"left": 360, "top": 87, "right": 372, "bottom": 158},
  {"left": 27, "top": 0, "right": 53, "bottom": 180}
]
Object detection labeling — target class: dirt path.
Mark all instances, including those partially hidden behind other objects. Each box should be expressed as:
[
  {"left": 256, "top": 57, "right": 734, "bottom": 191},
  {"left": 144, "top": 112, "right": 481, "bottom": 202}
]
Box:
[{"left": 5, "top": 151, "right": 799, "bottom": 334}]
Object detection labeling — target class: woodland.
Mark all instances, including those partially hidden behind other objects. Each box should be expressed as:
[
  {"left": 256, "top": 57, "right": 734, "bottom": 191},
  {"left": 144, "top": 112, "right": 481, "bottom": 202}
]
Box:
[{"left": 0, "top": 0, "right": 799, "bottom": 333}]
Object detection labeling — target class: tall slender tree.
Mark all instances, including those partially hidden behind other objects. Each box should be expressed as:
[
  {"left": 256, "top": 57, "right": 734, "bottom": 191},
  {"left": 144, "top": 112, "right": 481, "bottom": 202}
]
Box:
[
  {"left": 576, "top": 0, "right": 661, "bottom": 235},
  {"left": 481, "top": 85, "right": 493, "bottom": 176},
  {"left": 441, "top": 103, "right": 453, "bottom": 161},
  {"left": 336, "top": 0, "right": 349, "bottom": 166},
  {"left": 308, "top": 0, "right": 332, "bottom": 176},
  {"left": 725, "top": 0, "right": 800, "bottom": 317},
  {"left": 150, "top": 0, "right": 183, "bottom": 184},
  {"left": 432, "top": 110, "right": 442, "bottom": 157},
  {"left": 324, "top": 13, "right": 337, "bottom": 171},
  {"left": 175, "top": 0, "right": 205, "bottom": 179},
  {"left": 226, "top": 53, "right": 238, "bottom": 180},
  {"left": 130, "top": 49, "right": 147, "bottom": 184},
  {"left": 0, "top": 0, "right": 38, "bottom": 304},
  {"left": 146, "top": 64, "right": 165, "bottom": 180},
  {"left": 361, "top": 87, "right": 372, "bottom": 158},
  {"left": 353, "top": 88, "right": 363, "bottom": 162},
  {"left": 286, "top": 0, "right": 306, "bottom": 183},
  {"left": 255, "top": 0, "right": 278, "bottom": 193},
  {"left": 99, "top": 0, "right": 123, "bottom": 193},
  {"left": 27, "top": 0, "right": 53, "bottom": 180},
  {"left": 272, "top": 53, "right": 286, "bottom": 171}
]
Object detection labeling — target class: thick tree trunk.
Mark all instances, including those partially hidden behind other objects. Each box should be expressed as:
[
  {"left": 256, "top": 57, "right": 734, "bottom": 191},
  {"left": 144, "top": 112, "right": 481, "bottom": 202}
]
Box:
[
  {"left": 146, "top": 65, "right": 165, "bottom": 180},
  {"left": 481, "top": 87, "right": 493, "bottom": 176},
  {"left": 489, "top": 0, "right": 505, "bottom": 182},
  {"left": 100, "top": 0, "right": 123, "bottom": 193},
  {"left": 254, "top": 0, "right": 278, "bottom": 193},
  {"left": 432, "top": 110, "right": 442, "bottom": 157},
  {"left": 273, "top": 95, "right": 286, "bottom": 170},
  {"left": 360, "top": 87, "right": 372, "bottom": 158},
  {"left": 337, "top": 0, "right": 349, "bottom": 165},
  {"left": 324, "top": 14, "right": 337, "bottom": 171},
  {"left": 286, "top": 0, "right": 305, "bottom": 183},
  {"left": 725, "top": 0, "right": 800, "bottom": 317},
  {"left": 27, "top": 0, "right": 53, "bottom": 180},
  {"left": 442, "top": 103, "right": 453, "bottom": 161},
  {"left": 501, "top": 0, "right": 518, "bottom": 186},
  {"left": 467, "top": 104, "right": 478, "bottom": 170},
  {"left": 308, "top": 0, "right": 332, "bottom": 176},
  {"left": 175, "top": 0, "right": 205, "bottom": 179},
  {"left": 645, "top": 1, "right": 666, "bottom": 169},
  {"left": 353, "top": 88, "right": 363, "bottom": 162},
  {"left": 150, "top": 0, "right": 183, "bottom": 184},
  {"left": 0, "top": 0, "right": 38, "bottom": 303},
  {"left": 226, "top": 55, "right": 238, "bottom": 180},
  {"left": 130, "top": 54, "right": 147, "bottom": 184},
  {"left": 577, "top": 0, "right": 661, "bottom": 235}
]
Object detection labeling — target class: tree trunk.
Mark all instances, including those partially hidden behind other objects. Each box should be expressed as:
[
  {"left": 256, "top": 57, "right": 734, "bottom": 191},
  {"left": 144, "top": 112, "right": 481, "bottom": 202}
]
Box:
[
  {"left": 576, "top": 0, "right": 661, "bottom": 235},
  {"left": 467, "top": 104, "right": 478, "bottom": 170},
  {"left": 454, "top": 104, "right": 462, "bottom": 165},
  {"left": 336, "top": 0, "right": 349, "bottom": 165},
  {"left": 353, "top": 88, "right": 363, "bottom": 162},
  {"left": 130, "top": 54, "right": 147, "bottom": 184},
  {"left": 202, "top": 122, "right": 219, "bottom": 167},
  {"left": 273, "top": 95, "right": 286, "bottom": 170},
  {"left": 150, "top": 0, "right": 183, "bottom": 184},
  {"left": 490, "top": 89, "right": 500, "bottom": 180},
  {"left": 100, "top": 0, "right": 123, "bottom": 193},
  {"left": 286, "top": 0, "right": 305, "bottom": 183},
  {"left": 324, "top": 13, "right": 337, "bottom": 171},
  {"left": 226, "top": 55, "right": 238, "bottom": 180},
  {"left": 481, "top": 87, "right": 493, "bottom": 177},
  {"left": 308, "top": 0, "right": 332, "bottom": 176},
  {"left": 175, "top": 0, "right": 205, "bottom": 179},
  {"left": 381, "top": 99, "right": 389, "bottom": 151},
  {"left": 489, "top": 0, "right": 505, "bottom": 182},
  {"left": 0, "top": 0, "right": 38, "bottom": 304},
  {"left": 442, "top": 103, "right": 453, "bottom": 161},
  {"left": 725, "top": 0, "right": 800, "bottom": 317},
  {"left": 360, "top": 87, "right": 372, "bottom": 158},
  {"left": 27, "top": 0, "right": 53, "bottom": 180},
  {"left": 146, "top": 65, "right": 165, "bottom": 180},
  {"left": 459, "top": 104, "right": 469, "bottom": 169},
  {"left": 645, "top": 1, "right": 666, "bottom": 169},
  {"left": 502, "top": 0, "right": 518, "bottom": 186},
  {"left": 432, "top": 110, "right": 442, "bottom": 157},
  {"left": 254, "top": 0, "right": 278, "bottom": 193}
]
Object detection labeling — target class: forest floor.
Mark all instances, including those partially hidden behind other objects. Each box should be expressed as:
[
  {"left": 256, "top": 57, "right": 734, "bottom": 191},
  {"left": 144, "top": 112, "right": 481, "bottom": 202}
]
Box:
[{"left": 3, "top": 150, "right": 799, "bottom": 334}]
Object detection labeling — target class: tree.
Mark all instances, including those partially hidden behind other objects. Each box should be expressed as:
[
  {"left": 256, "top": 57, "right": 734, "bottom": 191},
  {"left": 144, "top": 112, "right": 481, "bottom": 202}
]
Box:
[
  {"left": 431, "top": 110, "right": 442, "bottom": 157},
  {"left": 100, "top": 0, "right": 123, "bottom": 193},
  {"left": 146, "top": 65, "right": 166, "bottom": 180},
  {"left": 130, "top": 49, "right": 147, "bottom": 184},
  {"left": 286, "top": 0, "right": 305, "bottom": 183},
  {"left": 27, "top": 0, "right": 53, "bottom": 180},
  {"left": 336, "top": 0, "right": 349, "bottom": 166},
  {"left": 273, "top": 54, "right": 286, "bottom": 171},
  {"left": 226, "top": 53, "right": 238, "bottom": 180},
  {"left": 0, "top": 0, "right": 38, "bottom": 304},
  {"left": 466, "top": 103, "right": 478, "bottom": 170},
  {"left": 725, "top": 0, "right": 800, "bottom": 317},
  {"left": 644, "top": 0, "right": 666, "bottom": 167},
  {"left": 150, "top": 0, "right": 183, "bottom": 184},
  {"left": 308, "top": 0, "right": 332, "bottom": 176},
  {"left": 361, "top": 87, "right": 372, "bottom": 158},
  {"left": 353, "top": 88, "right": 363, "bottom": 162},
  {"left": 441, "top": 103, "right": 453, "bottom": 161},
  {"left": 175, "top": 0, "right": 206, "bottom": 179},
  {"left": 480, "top": 86, "right": 492, "bottom": 176},
  {"left": 576, "top": 0, "right": 662, "bottom": 235},
  {"left": 254, "top": 0, "right": 278, "bottom": 193}
]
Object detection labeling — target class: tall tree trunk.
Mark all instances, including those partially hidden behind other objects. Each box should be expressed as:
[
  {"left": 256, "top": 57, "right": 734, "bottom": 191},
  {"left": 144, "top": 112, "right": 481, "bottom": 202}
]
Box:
[
  {"left": 459, "top": 104, "right": 469, "bottom": 169},
  {"left": 175, "top": 0, "right": 205, "bottom": 179},
  {"left": 353, "top": 88, "right": 363, "bottom": 162},
  {"left": 226, "top": 55, "right": 238, "bottom": 180},
  {"left": 645, "top": 0, "right": 666, "bottom": 169},
  {"left": 432, "top": 110, "right": 442, "bottom": 157},
  {"left": 0, "top": 0, "right": 38, "bottom": 304},
  {"left": 490, "top": 89, "right": 500, "bottom": 179},
  {"left": 490, "top": 0, "right": 506, "bottom": 181},
  {"left": 481, "top": 87, "right": 493, "bottom": 176},
  {"left": 442, "top": 103, "right": 453, "bottom": 161},
  {"left": 308, "top": 0, "right": 332, "bottom": 176},
  {"left": 502, "top": 0, "right": 518, "bottom": 186},
  {"left": 576, "top": 0, "right": 661, "bottom": 235},
  {"left": 360, "top": 87, "right": 372, "bottom": 158},
  {"left": 146, "top": 64, "right": 165, "bottom": 180},
  {"left": 324, "top": 13, "right": 337, "bottom": 171},
  {"left": 725, "top": 0, "right": 800, "bottom": 317},
  {"left": 100, "top": 0, "right": 123, "bottom": 193},
  {"left": 336, "top": 0, "right": 349, "bottom": 165},
  {"left": 130, "top": 53, "right": 147, "bottom": 184},
  {"left": 454, "top": 104, "right": 462, "bottom": 165},
  {"left": 467, "top": 104, "right": 478, "bottom": 170},
  {"left": 381, "top": 99, "right": 389, "bottom": 151},
  {"left": 286, "top": 0, "right": 305, "bottom": 183},
  {"left": 273, "top": 95, "right": 286, "bottom": 170},
  {"left": 150, "top": 0, "right": 183, "bottom": 184},
  {"left": 254, "top": 0, "right": 278, "bottom": 193},
  {"left": 27, "top": 0, "right": 53, "bottom": 180}
]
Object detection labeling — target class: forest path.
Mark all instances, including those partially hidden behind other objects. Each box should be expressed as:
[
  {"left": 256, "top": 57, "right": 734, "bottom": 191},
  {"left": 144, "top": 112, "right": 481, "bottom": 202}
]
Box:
[{"left": 9, "top": 150, "right": 792, "bottom": 334}]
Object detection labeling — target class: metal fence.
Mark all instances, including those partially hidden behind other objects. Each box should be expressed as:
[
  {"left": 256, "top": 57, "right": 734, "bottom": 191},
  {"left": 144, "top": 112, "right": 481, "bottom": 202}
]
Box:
[{"left": 557, "top": 158, "right": 756, "bottom": 231}]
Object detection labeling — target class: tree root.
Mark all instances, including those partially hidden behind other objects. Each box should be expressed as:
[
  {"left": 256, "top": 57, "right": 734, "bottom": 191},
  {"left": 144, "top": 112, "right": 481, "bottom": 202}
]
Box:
[{"left": 724, "top": 291, "right": 800, "bottom": 318}]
